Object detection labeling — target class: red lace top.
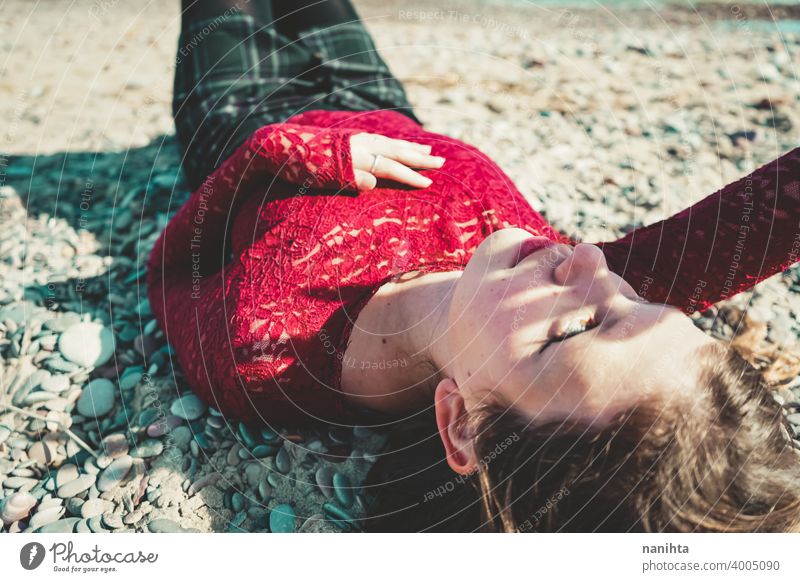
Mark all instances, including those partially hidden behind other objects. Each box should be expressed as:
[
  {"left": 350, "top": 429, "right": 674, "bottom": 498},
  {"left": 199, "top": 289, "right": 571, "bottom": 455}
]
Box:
[{"left": 146, "top": 109, "right": 800, "bottom": 426}]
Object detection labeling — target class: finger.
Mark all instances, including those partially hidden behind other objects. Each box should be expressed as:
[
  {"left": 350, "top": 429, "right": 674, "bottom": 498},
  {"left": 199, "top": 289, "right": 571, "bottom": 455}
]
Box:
[
  {"left": 351, "top": 147, "right": 377, "bottom": 173},
  {"left": 353, "top": 169, "right": 377, "bottom": 190},
  {"left": 385, "top": 148, "right": 445, "bottom": 170},
  {"left": 372, "top": 157, "right": 432, "bottom": 188},
  {"left": 386, "top": 138, "right": 432, "bottom": 154}
]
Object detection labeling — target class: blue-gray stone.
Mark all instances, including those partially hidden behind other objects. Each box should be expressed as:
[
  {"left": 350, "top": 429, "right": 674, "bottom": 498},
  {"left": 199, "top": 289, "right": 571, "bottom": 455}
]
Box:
[
  {"left": 57, "top": 474, "right": 96, "bottom": 499},
  {"left": 97, "top": 456, "right": 133, "bottom": 492},
  {"left": 76, "top": 378, "right": 116, "bottom": 418},
  {"left": 171, "top": 394, "right": 206, "bottom": 421},
  {"left": 269, "top": 504, "right": 296, "bottom": 533},
  {"left": 332, "top": 472, "right": 354, "bottom": 508},
  {"left": 34, "top": 517, "right": 80, "bottom": 533},
  {"left": 275, "top": 448, "right": 290, "bottom": 474},
  {"left": 131, "top": 439, "right": 164, "bottom": 459}
]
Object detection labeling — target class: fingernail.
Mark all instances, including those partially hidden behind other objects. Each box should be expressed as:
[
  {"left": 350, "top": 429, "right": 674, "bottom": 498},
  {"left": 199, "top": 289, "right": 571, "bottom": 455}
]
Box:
[{"left": 422, "top": 177, "right": 432, "bottom": 187}]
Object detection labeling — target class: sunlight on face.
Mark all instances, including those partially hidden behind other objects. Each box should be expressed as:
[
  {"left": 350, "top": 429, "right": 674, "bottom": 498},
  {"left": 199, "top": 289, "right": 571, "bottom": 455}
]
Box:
[{"left": 447, "top": 228, "right": 717, "bottom": 425}]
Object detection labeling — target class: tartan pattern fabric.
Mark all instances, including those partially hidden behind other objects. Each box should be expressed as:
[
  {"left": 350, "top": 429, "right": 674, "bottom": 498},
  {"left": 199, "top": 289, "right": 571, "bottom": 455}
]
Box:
[{"left": 173, "top": 13, "right": 419, "bottom": 189}]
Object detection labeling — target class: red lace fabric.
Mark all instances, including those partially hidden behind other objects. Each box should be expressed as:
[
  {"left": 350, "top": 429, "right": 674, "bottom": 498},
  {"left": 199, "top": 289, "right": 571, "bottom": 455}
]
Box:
[
  {"left": 595, "top": 150, "right": 800, "bottom": 314},
  {"left": 147, "top": 109, "right": 800, "bottom": 426}
]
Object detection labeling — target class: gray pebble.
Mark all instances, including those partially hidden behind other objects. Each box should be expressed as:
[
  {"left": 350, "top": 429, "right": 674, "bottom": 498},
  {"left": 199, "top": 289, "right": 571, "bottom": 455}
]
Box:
[
  {"left": 170, "top": 394, "right": 206, "bottom": 421},
  {"left": 315, "top": 466, "right": 335, "bottom": 499},
  {"left": 332, "top": 472, "right": 354, "bottom": 508},
  {"left": 29, "top": 505, "right": 66, "bottom": 529},
  {"left": 131, "top": 439, "right": 164, "bottom": 459},
  {"left": 80, "top": 498, "right": 114, "bottom": 519},
  {"left": 170, "top": 426, "right": 192, "bottom": 452},
  {"left": 56, "top": 463, "right": 80, "bottom": 488},
  {"left": 102, "top": 511, "right": 124, "bottom": 529},
  {"left": 76, "top": 378, "right": 116, "bottom": 418},
  {"left": 101, "top": 433, "right": 129, "bottom": 458},
  {"left": 148, "top": 518, "right": 187, "bottom": 533},
  {"left": 65, "top": 497, "right": 85, "bottom": 517},
  {"left": 97, "top": 455, "right": 133, "bottom": 492},
  {"left": 57, "top": 473, "right": 96, "bottom": 498},
  {"left": 275, "top": 447, "right": 290, "bottom": 474},
  {"left": 34, "top": 517, "right": 80, "bottom": 533}
]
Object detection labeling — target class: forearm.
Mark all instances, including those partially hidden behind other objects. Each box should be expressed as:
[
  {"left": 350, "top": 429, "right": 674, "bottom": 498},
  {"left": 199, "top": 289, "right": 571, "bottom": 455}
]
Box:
[{"left": 595, "top": 146, "right": 800, "bottom": 313}]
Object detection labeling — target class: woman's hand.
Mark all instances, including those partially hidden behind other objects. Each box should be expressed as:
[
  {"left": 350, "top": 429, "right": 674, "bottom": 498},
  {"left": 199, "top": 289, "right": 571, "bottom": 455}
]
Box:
[{"left": 350, "top": 132, "right": 445, "bottom": 190}]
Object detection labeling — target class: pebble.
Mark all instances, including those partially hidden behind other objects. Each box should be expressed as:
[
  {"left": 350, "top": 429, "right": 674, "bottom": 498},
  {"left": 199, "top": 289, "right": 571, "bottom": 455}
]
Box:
[
  {"left": 57, "top": 473, "right": 96, "bottom": 498},
  {"left": 231, "top": 492, "right": 246, "bottom": 512},
  {"left": 28, "top": 505, "right": 66, "bottom": 529},
  {"left": 275, "top": 447, "right": 291, "bottom": 474},
  {"left": 80, "top": 499, "right": 114, "bottom": 519},
  {"left": 322, "top": 501, "right": 358, "bottom": 531},
  {"left": 171, "top": 426, "right": 192, "bottom": 452},
  {"left": 147, "top": 415, "right": 183, "bottom": 437},
  {"left": 238, "top": 423, "right": 259, "bottom": 448},
  {"left": 170, "top": 394, "right": 206, "bottom": 421},
  {"left": 56, "top": 463, "right": 80, "bottom": 488},
  {"left": 87, "top": 516, "right": 107, "bottom": 533},
  {"left": 119, "top": 368, "right": 143, "bottom": 390},
  {"left": 39, "top": 496, "right": 64, "bottom": 510},
  {"left": 41, "top": 374, "right": 70, "bottom": 392},
  {"left": 102, "top": 511, "right": 124, "bottom": 529},
  {"left": 66, "top": 497, "right": 85, "bottom": 516},
  {"left": 148, "top": 518, "right": 187, "bottom": 533},
  {"left": 0, "top": 492, "right": 36, "bottom": 525},
  {"left": 76, "top": 378, "right": 116, "bottom": 418},
  {"left": 0, "top": 424, "right": 11, "bottom": 445},
  {"left": 131, "top": 439, "right": 164, "bottom": 458},
  {"left": 97, "top": 455, "right": 133, "bottom": 492},
  {"left": 258, "top": 480, "right": 272, "bottom": 502},
  {"left": 101, "top": 433, "right": 130, "bottom": 458},
  {"left": 332, "top": 472, "right": 354, "bottom": 508},
  {"left": 28, "top": 440, "right": 58, "bottom": 465},
  {"left": 253, "top": 444, "right": 277, "bottom": 458},
  {"left": 35, "top": 517, "right": 80, "bottom": 533},
  {"left": 269, "top": 504, "right": 297, "bottom": 533},
  {"left": 315, "top": 467, "right": 335, "bottom": 499},
  {"left": 58, "top": 322, "right": 115, "bottom": 368}
]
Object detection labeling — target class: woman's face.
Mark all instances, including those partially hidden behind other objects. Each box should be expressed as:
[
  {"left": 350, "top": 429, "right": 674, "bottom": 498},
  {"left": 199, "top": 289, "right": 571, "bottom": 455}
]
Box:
[{"left": 445, "top": 228, "right": 716, "bottom": 426}]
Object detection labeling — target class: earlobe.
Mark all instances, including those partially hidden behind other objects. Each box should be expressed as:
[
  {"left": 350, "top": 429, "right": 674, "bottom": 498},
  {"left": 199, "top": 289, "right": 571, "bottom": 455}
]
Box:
[{"left": 434, "top": 377, "right": 478, "bottom": 475}]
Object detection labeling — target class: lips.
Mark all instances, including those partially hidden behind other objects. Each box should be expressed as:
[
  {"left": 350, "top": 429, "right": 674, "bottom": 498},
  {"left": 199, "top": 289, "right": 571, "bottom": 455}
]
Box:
[{"left": 512, "top": 235, "right": 557, "bottom": 267}]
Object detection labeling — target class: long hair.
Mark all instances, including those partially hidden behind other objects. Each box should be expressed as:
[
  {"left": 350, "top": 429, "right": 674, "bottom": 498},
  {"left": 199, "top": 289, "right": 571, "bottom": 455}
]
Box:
[{"left": 363, "top": 312, "right": 800, "bottom": 532}]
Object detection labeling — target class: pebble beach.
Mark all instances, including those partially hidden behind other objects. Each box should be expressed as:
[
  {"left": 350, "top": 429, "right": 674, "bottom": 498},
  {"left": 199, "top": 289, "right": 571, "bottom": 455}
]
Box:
[{"left": 1, "top": 0, "right": 800, "bottom": 533}]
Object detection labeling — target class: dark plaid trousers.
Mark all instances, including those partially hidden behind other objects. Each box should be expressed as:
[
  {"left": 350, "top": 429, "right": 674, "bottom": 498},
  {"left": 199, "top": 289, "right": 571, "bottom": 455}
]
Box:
[{"left": 173, "top": 3, "right": 420, "bottom": 190}]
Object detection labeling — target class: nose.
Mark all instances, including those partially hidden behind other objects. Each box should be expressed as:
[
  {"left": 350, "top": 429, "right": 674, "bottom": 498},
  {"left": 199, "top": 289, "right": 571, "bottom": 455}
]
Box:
[{"left": 553, "top": 243, "right": 614, "bottom": 292}]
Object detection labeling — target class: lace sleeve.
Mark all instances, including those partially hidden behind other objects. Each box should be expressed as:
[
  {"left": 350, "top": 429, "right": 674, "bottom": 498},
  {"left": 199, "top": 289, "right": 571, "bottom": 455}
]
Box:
[
  {"left": 147, "top": 123, "right": 359, "bottom": 283},
  {"left": 594, "top": 147, "right": 800, "bottom": 314}
]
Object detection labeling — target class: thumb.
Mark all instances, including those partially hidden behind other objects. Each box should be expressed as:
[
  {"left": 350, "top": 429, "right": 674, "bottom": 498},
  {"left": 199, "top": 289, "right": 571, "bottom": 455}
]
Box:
[{"left": 354, "top": 169, "right": 377, "bottom": 191}]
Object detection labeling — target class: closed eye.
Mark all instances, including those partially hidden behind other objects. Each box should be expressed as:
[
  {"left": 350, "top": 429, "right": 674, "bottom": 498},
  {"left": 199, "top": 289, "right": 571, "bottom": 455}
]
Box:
[{"left": 537, "top": 318, "right": 601, "bottom": 355}]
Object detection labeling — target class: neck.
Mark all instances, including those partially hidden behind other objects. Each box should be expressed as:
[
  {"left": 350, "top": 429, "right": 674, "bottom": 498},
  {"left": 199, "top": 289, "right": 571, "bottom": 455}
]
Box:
[
  {"left": 338, "top": 268, "right": 462, "bottom": 412},
  {"left": 393, "top": 270, "right": 461, "bottom": 387}
]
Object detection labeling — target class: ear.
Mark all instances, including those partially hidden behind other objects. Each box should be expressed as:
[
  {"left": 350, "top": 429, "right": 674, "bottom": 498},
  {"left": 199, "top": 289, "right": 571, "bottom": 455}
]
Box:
[{"left": 434, "top": 377, "right": 478, "bottom": 475}]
